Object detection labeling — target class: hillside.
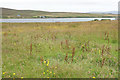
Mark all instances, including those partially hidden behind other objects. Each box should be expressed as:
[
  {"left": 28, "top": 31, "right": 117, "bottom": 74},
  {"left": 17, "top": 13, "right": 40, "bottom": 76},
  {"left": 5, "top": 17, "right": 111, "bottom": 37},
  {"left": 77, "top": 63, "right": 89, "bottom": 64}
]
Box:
[
  {"left": 1, "top": 8, "right": 117, "bottom": 18},
  {"left": 88, "top": 11, "right": 118, "bottom": 14}
]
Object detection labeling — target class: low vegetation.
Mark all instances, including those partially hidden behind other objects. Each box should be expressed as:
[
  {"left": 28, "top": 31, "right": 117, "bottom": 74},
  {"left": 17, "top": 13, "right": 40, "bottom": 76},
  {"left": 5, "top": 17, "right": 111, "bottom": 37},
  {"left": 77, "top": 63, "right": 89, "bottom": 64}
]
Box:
[{"left": 2, "top": 20, "right": 118, "bottom": 78}]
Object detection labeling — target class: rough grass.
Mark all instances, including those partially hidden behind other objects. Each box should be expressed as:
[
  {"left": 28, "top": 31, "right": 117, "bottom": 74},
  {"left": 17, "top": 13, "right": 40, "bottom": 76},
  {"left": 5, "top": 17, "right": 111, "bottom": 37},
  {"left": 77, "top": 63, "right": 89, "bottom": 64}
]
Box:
[{"left": 2, "top": 20, "right": 118, "bottom": 78}]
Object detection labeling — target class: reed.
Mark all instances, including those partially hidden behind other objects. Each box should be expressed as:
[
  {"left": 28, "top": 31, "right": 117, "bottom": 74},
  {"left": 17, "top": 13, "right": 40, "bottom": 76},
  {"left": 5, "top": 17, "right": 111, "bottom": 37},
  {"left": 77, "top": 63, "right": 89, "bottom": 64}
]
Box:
[
  {"left": 101, "top": 58, "right": 105, "bottom": 68},
  {"left": 104, "top": 32, "right": 109, "bottom": 44},
  {"left": 101, "top": 45, "right": 105, "bottom": 57},
  {"left": 85, "top": 43, "right": 88, "bottom": 51},
  {"left": 61, "top": 41, "right": 63, "bottom": 48},
  {"left": 64, "top": 53, "right": 68, "bottom": 62},
  {"left": 30, "top": 43, "right": 32, "bottom": 55},
  {"left": 65, "top": 40, "right": 69, "bottom": 49},
  {"left": 71, "top": 47, "right": 75, "bottom": 62}
]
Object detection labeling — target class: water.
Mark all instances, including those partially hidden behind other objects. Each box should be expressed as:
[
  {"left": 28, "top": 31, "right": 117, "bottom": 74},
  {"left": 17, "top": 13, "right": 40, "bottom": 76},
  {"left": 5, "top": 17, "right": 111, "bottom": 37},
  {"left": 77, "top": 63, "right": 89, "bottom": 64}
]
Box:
[{"left": 0, "top": 18, "right": 115, "bottom": 23}]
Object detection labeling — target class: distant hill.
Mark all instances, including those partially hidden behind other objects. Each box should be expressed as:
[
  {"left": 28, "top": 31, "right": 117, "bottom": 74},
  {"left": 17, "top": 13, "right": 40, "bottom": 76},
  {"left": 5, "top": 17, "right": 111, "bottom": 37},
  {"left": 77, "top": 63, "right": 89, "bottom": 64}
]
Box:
[
  {"left": 1, "top": 8, "right": 117, "bottom": 18},
  {"left": 88, "top": 11, "right": 118, "bottom": 14}
]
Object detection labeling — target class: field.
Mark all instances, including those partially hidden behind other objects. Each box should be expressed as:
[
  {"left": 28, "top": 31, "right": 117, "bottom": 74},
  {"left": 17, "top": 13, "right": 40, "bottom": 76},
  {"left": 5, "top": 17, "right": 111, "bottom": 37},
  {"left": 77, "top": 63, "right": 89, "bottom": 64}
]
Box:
[{"left": 2, "top": 20, "right": 118, "bottom": 78}]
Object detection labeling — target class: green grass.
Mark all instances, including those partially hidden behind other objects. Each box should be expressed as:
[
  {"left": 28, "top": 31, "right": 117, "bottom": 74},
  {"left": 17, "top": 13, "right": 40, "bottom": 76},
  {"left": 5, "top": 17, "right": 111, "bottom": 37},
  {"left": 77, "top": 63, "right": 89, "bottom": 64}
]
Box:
[{"left": 2, "top": 20, "right": 118, "bottom": 78}]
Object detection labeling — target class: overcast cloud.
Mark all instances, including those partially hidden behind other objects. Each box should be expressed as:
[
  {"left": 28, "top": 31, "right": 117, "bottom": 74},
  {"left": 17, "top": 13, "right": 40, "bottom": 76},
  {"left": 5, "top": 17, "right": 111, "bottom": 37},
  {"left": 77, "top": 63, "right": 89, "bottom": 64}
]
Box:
[{"left": 0, "top": 0, "right": 119, "bottom": 12}]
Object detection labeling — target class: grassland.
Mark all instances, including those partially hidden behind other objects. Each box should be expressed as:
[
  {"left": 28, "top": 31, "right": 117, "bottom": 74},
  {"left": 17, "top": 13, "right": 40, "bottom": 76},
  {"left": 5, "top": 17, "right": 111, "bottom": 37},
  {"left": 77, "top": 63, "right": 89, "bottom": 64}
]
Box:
[
  {"left": 1, "top": 8, "right": 117, "bottom": 18},
  {"left": 2, "top": 20, "right": 118, "bottom": 78}
]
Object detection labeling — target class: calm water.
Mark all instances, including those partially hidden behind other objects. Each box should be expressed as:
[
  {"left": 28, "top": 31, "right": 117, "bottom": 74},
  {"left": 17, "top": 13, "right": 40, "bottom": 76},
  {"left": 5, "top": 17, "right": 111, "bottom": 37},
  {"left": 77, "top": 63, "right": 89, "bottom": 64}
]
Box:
[{"left": 0, "top": 18, "right": 115, "bottom": 23}]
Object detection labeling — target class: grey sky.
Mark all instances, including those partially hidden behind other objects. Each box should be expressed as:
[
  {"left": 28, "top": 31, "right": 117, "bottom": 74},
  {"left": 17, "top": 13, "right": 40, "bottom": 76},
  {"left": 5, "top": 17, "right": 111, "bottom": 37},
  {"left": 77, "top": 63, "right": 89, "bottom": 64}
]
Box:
[{"left": 0, "top": 0, "right": 119, "bottom": 12}]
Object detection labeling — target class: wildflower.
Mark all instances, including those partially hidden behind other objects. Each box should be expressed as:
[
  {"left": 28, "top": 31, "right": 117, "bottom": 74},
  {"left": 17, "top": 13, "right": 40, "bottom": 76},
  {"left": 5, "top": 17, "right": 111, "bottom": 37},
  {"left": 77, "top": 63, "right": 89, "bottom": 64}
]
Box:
[
  {"left": 93, "top": 77, "right": 95, "bottom": 78},
  {"left": 43, "top": 72, "right": 45, "bottom": 75},
  {"left": 50, "top": 71, "right": 52, "bottom": 74},
  {"left": 3, "top": 72, "right": 6, "bottom": 75},
  {"left": 9, "top": 75, "right": 10, "bottom": 78},
  {"left": 21, "top": 77, "right": 23, "bottom": 79},
  {"left": 47, "top": 64, "right": 48, "bottom": 66},
  {"left": 47, "top": 70, "right": 49, "bottom": 72},
  {"left": 47, "top": 77, "right": 49, "bottom": 78},
  {"left": 53, "top": 73, "right": 55, "bottom": 75},
  {"left": 44, "top": 61, "right": 46, "bottom": 64},
  {"left": 13, "top": 73, "right": 15, "bottom": 75}
]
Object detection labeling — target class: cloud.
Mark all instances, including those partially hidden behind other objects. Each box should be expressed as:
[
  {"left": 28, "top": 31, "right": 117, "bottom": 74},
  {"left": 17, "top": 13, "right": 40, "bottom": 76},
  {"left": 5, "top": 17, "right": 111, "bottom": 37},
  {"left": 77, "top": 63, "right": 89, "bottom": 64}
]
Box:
[{"left": 0, "top": 0, "right": 119, "bottom": 12}]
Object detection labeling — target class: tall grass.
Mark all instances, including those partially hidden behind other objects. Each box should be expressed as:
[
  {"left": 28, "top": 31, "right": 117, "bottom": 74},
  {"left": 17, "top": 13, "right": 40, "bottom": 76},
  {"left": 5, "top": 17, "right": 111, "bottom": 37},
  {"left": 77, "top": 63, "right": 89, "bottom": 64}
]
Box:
[{"left": 2, "top": 20, "right": 118, "bottom": 78}]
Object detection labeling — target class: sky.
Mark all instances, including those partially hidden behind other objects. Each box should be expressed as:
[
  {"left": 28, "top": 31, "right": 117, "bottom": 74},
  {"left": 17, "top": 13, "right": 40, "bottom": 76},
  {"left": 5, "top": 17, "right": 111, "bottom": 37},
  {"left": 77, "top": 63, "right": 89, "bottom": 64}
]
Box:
[{"left": 0, "top": 0, "right": 119, "bottom": 12}]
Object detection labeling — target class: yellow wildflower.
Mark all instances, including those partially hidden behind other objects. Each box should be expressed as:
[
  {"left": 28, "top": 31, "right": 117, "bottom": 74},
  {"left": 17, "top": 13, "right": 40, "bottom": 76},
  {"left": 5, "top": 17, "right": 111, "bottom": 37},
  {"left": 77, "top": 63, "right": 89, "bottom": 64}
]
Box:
[
  {"left": 47, "top": 60, "right": 49, "bottom": 64},
  {"left": 3, "top": 72, "right": 6, "bottom": 75},
  {"left": 47, "top": 77, "right": 49, "bottom": 78},
  {"left": 9, "top": 75, "right": 10, "bottom": 78},
  {"left": 21, "top": 77, "right": 23, "bottom": 79},
  {"left": 44, "top": 61, "right": 46, "bottom": 64},
  {"left": 43, "top": 72, "right": 45, "bottom": 74},
  {"left": 13, "top": 73, "right": 15, "bottom": 75},
  {"left": 93, "top": 77, "right": 95, "bottom": 78},
  {"left": 47, "top": 64, "right": 48, "bottom": 66},
  {"left": 54, "top": 73, "right": 55, "bottom": 75},
  {"left": 50, "top": 71, "right": 52, "bottom": 74},
  {"left": 47, "top": 70, "right": 49, "bottom": 72}
]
